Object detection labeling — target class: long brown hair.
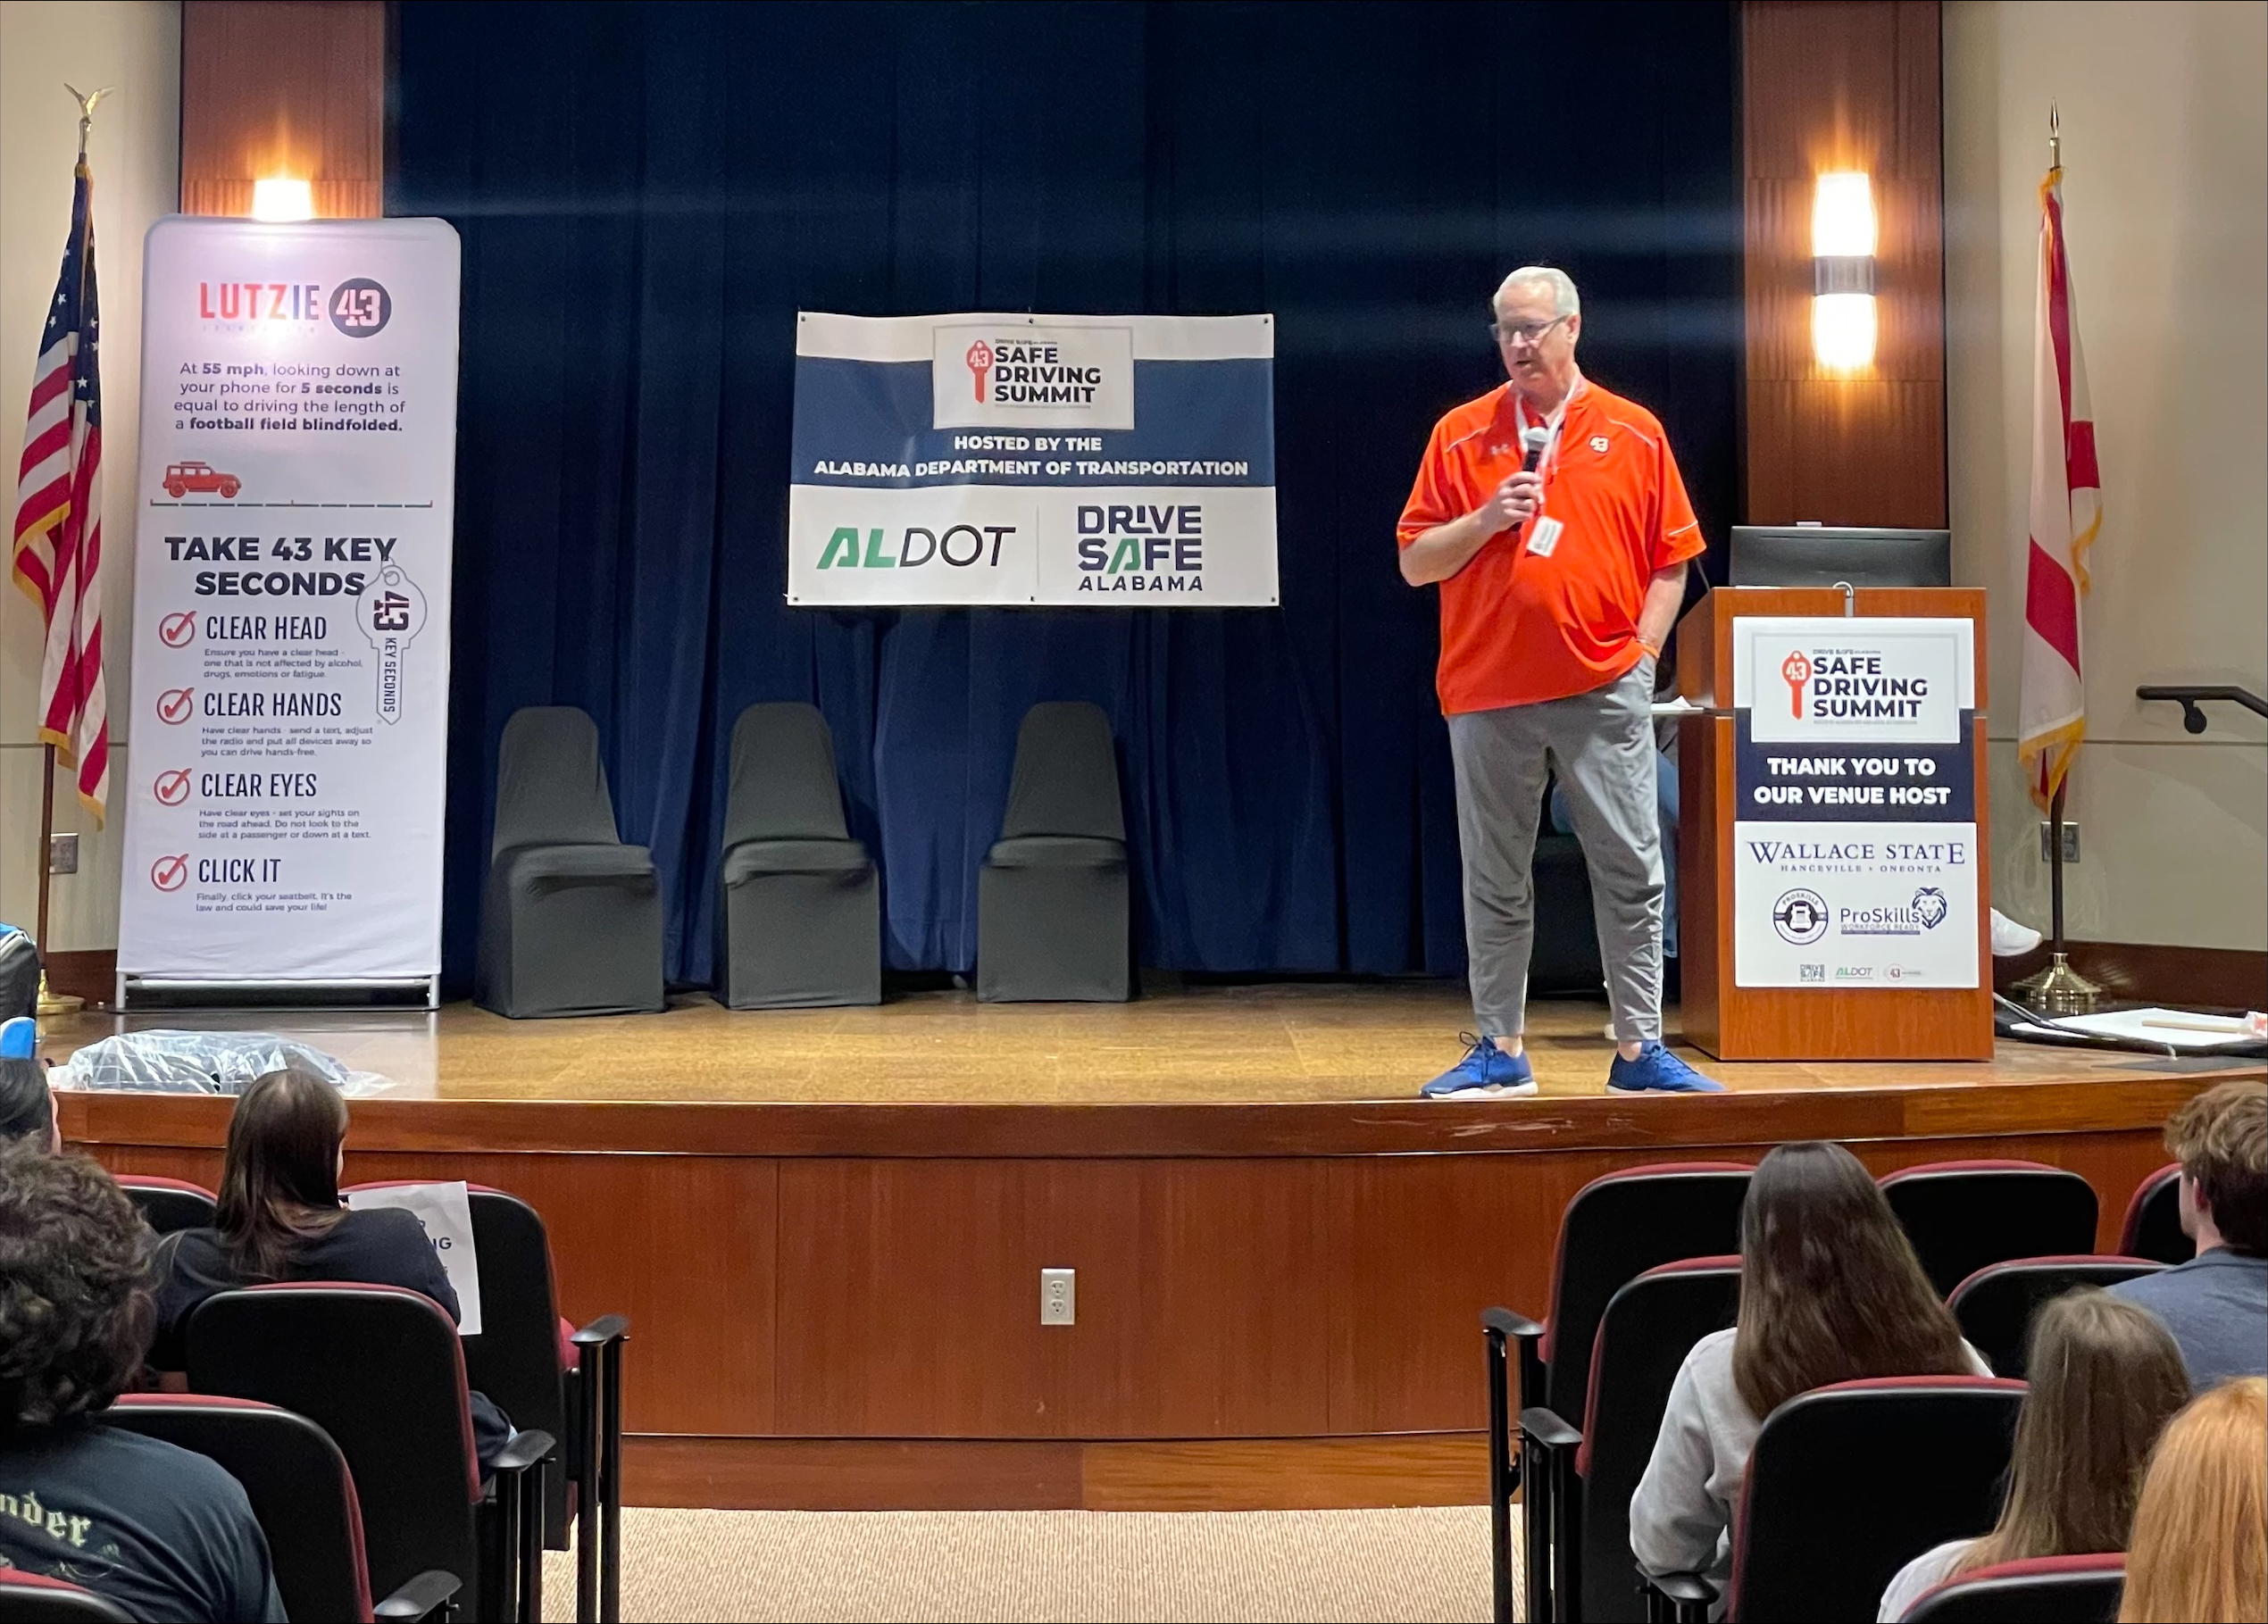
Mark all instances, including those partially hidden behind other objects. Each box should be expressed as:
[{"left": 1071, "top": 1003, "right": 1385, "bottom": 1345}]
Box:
[
  {"left": 213, "top": 1069, "right": 348, "bottom": 1279},
  {"left": 2120, "top": 1377, "right": 2268, "bottom": 1623},
  {"left": 1953, "top": 1290, "right": 2189, "bottom": 1575},
  {"left": 1731, "top": 1141, "right": 1972, "bottom": 1418}
]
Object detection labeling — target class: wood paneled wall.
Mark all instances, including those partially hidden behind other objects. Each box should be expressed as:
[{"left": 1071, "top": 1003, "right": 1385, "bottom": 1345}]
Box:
[
  {"left": 179, "top": 0, "right": 385, "bottom": 218},
  {"left": 1743, "top": 0, "right": 1947, "bottom": 527}
]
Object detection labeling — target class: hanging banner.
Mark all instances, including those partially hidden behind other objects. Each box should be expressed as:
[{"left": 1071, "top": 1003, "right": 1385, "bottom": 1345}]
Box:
[
  {"left": 787, "top": 312, "right": 1277, "bottom": 606},
  {"left": 1728, "top": 616, "right": 1980, "bottom": 990},
  {"left": 116, "top": 218, "right": 460, "bottom": 992}
]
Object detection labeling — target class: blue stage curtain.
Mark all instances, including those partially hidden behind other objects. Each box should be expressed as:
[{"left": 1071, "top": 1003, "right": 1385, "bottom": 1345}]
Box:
[{"left": 391, "top": 0, "right": 1740, "bottom": 988}]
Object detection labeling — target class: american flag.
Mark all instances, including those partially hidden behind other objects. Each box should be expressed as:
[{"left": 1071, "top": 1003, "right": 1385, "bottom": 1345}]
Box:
[{"left": 11, "top": 155, "right": 109, "bottom": 823}]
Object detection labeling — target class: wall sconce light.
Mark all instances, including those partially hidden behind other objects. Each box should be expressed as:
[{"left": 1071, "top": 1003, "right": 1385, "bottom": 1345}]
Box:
[
  {"left": 251, "top": 177, "right": 315, "bottom": 222},
  {"left": 1811, "top": 171, "right": 1877, "bottom": 370}
]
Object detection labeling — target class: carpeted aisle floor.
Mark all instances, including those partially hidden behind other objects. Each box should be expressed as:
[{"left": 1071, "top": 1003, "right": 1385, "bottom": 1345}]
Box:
[{"left": 539, "top": 1505, "right": 1504, "bottom": 1623}]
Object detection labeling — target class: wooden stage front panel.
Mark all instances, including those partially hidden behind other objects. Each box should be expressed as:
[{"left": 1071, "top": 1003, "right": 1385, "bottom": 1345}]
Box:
[{"left": 52, "top": 987, "right": 2259, "bottom": 1510}]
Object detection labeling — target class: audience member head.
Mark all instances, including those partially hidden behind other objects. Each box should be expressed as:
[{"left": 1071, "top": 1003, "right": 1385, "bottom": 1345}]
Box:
[
  {"left": 214, "top": 1067, "right": 348, "bottom": 1279},
  {"left": 0, "top": 1140, "right": 154, "bottom": 1431},
  {"left": 1732, "top": 1140, "right": 1970, "bottom": 1418},
  {"left": 2119, "top": 1376, "right": 2267, "bottom": 1622},
  {"left": 0, "top": 1057, "right": 56, "bottom": 1152},
  {"left": 1955, "top": 1290, "right": 2189, "bottom": 1575},
  {"left": 2166, "top": 1080, "right": 2267, "bottom": 1257},
  {"left": 0, "top": 1016, "right": 54, "bottom": 1152}
]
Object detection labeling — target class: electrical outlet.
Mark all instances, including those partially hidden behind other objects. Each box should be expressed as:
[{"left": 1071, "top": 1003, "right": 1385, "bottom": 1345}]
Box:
[
  {"left": 1040, "top": 1267, "right": 1075, "bottom": 1326},
  {"left": 2037, "top": 821, "right": 2080, "bottom": 863},
  {"left": 46, "top": 834, "right": 79, "bottom": 876}
]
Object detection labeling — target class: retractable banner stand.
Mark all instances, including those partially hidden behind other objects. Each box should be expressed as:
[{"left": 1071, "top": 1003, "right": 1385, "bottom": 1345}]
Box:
[
  {"left": 787, "top": 312, "right": 1278, "bottom": 606},
  {"left": 116, "top": 218, "right": 461, "bottom": 1004},
  {"left": 1729, "top": 617, "right": 1980, "bottom": 990}
]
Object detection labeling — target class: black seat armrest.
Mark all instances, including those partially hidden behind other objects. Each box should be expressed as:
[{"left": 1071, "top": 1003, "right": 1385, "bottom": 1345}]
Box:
[
  {"left": 489, "top": 1427, "right": 557, "bottom": 1479},
  {"left": 1481, "top": 1305, "right": 1544, "bottom": 1340},
  {"left": 372, "top": 1569, "right": 461, "bottom": 1623},
  {"left": 1518, "top": 1404, "right": 1582, "bottom": 1452},
  {"left": 1641, "top": 1570, "right": 1718, "bottom": 1624},
  {"left": 571, "top": 1313, "right": 630, "bottom": 1351}
]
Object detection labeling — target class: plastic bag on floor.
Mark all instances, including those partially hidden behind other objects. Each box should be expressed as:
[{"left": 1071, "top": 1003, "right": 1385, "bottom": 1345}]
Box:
[{"left": 60, "top": 1030, "right": 392, "bottom": 1095}]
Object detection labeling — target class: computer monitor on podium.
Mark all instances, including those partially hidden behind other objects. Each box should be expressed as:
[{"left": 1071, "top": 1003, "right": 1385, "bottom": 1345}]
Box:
[{"left": 1729, "top": 525, "right": 1952, "bottom": 588}]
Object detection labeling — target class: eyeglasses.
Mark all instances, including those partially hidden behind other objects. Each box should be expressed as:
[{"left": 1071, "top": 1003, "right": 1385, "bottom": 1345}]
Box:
[{"left": 1489, "top": 314, "right": 1569, "bottom": 347}]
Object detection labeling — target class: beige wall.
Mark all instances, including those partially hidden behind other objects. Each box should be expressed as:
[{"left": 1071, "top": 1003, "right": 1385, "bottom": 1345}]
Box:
[
  {"left": 0, "top": 0, "right": 179, "bottom": 952},
  {"left": 1944, "top": 0, "right": 2267, "bottom": 952}
]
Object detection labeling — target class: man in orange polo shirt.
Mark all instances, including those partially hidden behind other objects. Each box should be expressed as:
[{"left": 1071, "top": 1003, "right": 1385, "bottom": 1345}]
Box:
[{"left": 1399, "top": 266, "right": 1721, "bottom": 1098}]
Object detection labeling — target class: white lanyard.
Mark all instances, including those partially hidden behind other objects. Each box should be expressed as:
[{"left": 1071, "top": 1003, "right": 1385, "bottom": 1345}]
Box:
[{"left": 1512, "top": 373, "right": 1584, "bottom": 487}]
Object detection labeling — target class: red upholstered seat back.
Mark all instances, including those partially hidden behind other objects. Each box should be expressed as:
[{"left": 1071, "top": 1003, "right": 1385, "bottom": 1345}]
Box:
[
  {"left": 2117, "top": 1163, "right": 2191, "bottom": 1264},
  {"left": 1897, "top": 1553, "right": 2126, "bottom": 1623},
  {"left": 109, "top": 1393, "right": 376, "bottom": 1623},
  {"left": 1539, "top": 1163, "right": 1751, "bottom": 1420},
  {"left": 1879, "top": 1162, "right": 2099, "bottom": 1295}
]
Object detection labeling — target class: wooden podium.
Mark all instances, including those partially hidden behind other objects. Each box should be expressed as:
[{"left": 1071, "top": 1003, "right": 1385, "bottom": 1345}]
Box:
[{"left": 1675, "top": 587, "right": 1994, "bottom": 1061}]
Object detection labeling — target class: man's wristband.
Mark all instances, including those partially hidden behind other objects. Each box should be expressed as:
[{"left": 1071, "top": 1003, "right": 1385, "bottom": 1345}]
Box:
[{"left": 1636, "top": 636, "right": 1663, "bottom": 658}]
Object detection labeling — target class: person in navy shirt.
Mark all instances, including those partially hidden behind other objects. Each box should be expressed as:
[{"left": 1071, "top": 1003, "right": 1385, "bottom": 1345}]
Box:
[
  {"left": 2112, "top": 1080, "right": 2268, "bottom": 1387},
  {"left": 0, "top": 1142, "right": 283, "bottom": 1623}
]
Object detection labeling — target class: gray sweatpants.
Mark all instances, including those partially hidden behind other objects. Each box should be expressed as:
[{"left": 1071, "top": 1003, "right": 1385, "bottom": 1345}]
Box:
[{"left": 1447, "top": 661, "right": 1663, "bottom": 1042}]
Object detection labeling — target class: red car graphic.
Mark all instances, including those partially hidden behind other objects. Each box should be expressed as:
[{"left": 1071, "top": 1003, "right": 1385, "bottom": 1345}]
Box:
[{"left": 164, "top": 461, "right": 241, "bottom": 499}]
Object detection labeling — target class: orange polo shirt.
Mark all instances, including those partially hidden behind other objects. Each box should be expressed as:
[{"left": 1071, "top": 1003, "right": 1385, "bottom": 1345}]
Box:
[{"left": 1397, "top": 377, "right": 1704, "bottom": 715}]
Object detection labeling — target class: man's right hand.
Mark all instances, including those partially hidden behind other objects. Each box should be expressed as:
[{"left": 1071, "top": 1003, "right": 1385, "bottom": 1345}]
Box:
[{"left": 1475, "top": 470, "right": 1542, "bottom": 536}]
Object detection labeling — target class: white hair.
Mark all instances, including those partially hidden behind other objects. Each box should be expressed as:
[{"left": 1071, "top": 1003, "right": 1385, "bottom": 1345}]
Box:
[{"left": 1495, "top": 266, "right": 1580, "bottom": 318}]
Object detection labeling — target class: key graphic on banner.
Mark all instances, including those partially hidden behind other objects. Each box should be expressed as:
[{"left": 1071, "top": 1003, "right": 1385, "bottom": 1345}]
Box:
[{"left": 354, "top": 562, "right": 427, "bottom": 725}]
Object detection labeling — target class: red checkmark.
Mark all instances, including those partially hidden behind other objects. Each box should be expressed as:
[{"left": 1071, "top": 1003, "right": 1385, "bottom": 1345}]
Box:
[
  {"left": 154, "top": 768, "right": 193, "bottom": 805},
  {"left": 151, "top": 854, "right": 188, "bottom": 892},
  {"left": 157, "top": 687, "right": 194, "bottom": 723},
  {"left": 159, "top": 612, "right": 197, "bottom": 647}
]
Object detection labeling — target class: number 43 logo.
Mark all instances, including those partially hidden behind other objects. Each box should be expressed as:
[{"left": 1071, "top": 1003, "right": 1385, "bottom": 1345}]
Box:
[{"left": 329, "top": 277, "right": 392, "bottom": 339}]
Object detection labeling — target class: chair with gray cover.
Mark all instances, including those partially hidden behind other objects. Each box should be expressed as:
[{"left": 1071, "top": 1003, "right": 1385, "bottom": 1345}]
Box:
[
  {"left": 477, "top": 707, "right": 664, "bottom": 1020},
  {"left": 717, "top": 703, "right": 880, "bottom": 1009},
  {"left": 979, "top": 701, "right": 1131, "bottom": 1003}
]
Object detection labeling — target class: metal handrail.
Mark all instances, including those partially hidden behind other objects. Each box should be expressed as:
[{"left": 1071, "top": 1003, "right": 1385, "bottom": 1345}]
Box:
[{"left": 2136, "top": 685, "right": 2268, "bottom": 735}]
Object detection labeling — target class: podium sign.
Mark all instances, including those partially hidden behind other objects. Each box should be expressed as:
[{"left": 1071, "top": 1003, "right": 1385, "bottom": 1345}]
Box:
[{"left": 1728, "top": 617, "right": 1979, "bottom": 990}]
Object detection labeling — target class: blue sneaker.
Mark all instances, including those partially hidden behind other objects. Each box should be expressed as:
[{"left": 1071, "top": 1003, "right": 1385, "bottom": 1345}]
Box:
[
  {"left": 1607, "top": 1042, "right": 1725, "bottom": 1095},
  {"left": 1422, "top": 1034, "right": 1538, "bottom": 1099}
]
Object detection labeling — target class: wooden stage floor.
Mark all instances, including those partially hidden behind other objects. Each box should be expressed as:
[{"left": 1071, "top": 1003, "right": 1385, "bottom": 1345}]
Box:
[{"left": 41, "top": 979, "right": 2251, "bottom": 1106}]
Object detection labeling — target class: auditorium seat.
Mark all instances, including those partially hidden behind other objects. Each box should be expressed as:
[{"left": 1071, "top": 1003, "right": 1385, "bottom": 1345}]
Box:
[
  {"left": 1947, "top": 1255, "right": 2166, "bottom": 1377},
  {"left": 2117, "top": 1163, "right": 2191, "bottom": 1264},
  {"left": 115, "top": 1173, "right": 217, "bottom": 1235},
  {"left": 108, "top": 1394, "right": 460, "bottom": 1623},
  {"left": 1514, "top": 1256, "right": 1741, "bottom": 1624},
  {"left": 715, "top": 702, "right": 880, "bottom": 1009},
  {"left": 1480, "top": 1162, "right": 1750, "bottom": 1621},
  {"left": 1895, "top": 1553, "right": 2125, "bottom": 1622},
  {"left": 477, "top": 706, "right": 664, "bottom": 1020},
  {"left": 346, "top": 1180, "right": 630, "bottom": 1623},
  {"left": 1641, "top": 1376, "right": 2025, "bottom": 1623},
  {"left": 0, "top": 1573, "right": 133, "bottom": 1623},
  {"left": 185, "top": 1282, "right": 554, "bottom": 1624},
  {"left": 1879, "top": 1161, "right": 2100, "bottom": 1295},
  {"left": 978, "top": 701, "right": 1131, "bottom": 1002}
]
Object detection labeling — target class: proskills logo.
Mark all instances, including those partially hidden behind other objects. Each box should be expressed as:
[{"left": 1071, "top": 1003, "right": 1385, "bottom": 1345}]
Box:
[
  {"left": 1772, "top": 887, "right": 1830, "bottom": 945},
  {"left": 1839, "top": 887, "right": 1952, "bottom": 937}
]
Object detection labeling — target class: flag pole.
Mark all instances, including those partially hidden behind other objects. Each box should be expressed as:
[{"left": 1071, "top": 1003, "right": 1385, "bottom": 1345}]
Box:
[{"left": 2009, "top": 98, "right": 2100, "bottom": 1016}]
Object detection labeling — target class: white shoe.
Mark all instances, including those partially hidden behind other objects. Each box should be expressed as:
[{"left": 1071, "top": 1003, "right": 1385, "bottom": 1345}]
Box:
[{"left": 1990, "top": 908, "right": 2043, "bottom": 957}]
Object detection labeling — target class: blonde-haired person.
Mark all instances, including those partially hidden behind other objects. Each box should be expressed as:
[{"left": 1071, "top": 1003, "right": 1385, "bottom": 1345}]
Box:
[
  {"left": 2119, "top": 1376, "right": 2267, "bottom": 1623},
  {"left": 1878, "top": 1290, "right": 2190, "bottom": 1619},
  {"left": 1630, "top": 1141, "right": 1989, "bottom": 1601}
]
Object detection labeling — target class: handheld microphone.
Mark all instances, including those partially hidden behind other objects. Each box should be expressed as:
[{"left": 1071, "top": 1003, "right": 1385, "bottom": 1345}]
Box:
[{"left": 1520, "top": 424, "right": 1550, "bottom": 473}]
